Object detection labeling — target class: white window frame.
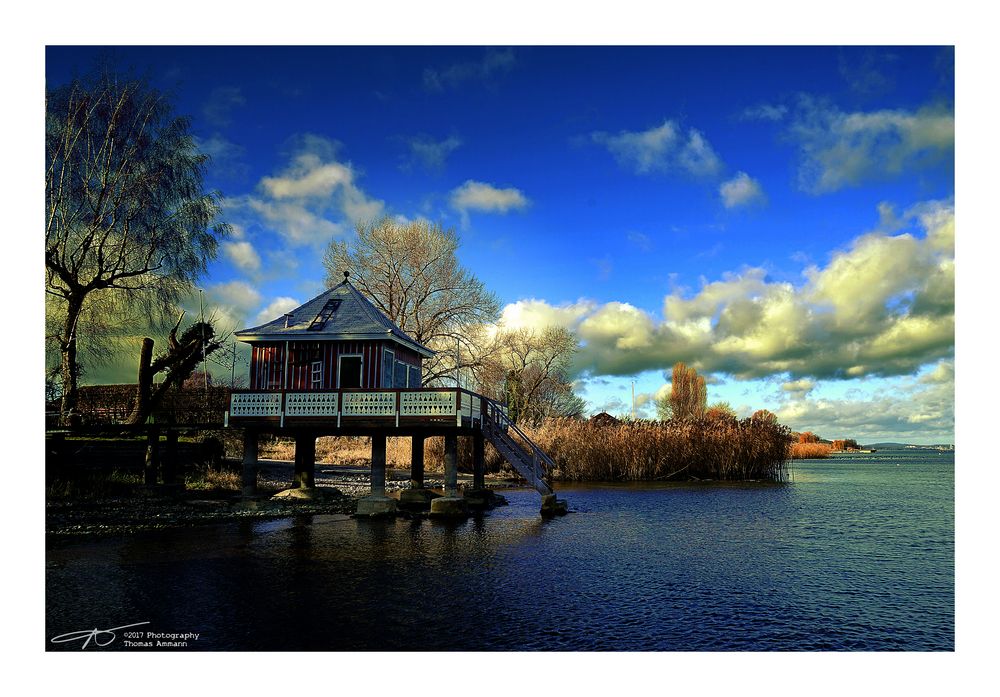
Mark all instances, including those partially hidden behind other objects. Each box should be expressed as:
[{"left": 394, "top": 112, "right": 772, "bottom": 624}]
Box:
[
  {"left": 407, "top": 364, "right": 421, "bottom": 388},
  {"left": 310, "top": 360, "right": 323, "bottom": 389},
  {"left": 337, "top": 353, "right": 364, "bottom": 389}
]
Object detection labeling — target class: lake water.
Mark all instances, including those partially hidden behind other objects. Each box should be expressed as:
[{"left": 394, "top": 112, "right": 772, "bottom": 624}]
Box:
[{"left": 46, "top": 450, "right": 953, "bottom": 651}]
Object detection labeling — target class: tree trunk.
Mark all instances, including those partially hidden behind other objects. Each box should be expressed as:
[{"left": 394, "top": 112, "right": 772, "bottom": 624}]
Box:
[
  {"left": 127, "top": 338, "right": 155, "bottom": 425},
  {"left": 59, "top": 294, "right": 84, "bottom": 427}
]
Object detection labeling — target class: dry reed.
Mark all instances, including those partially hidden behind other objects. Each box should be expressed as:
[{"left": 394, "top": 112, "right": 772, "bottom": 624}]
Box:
[
  {"left": 520, "top": 417, "right": 791, "bottom": 482},
  {"left": 787, "top": 442, "right": 833, "bottom": 459}
]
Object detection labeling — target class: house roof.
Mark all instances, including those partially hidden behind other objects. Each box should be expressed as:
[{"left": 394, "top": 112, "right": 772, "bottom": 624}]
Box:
[{"left": 234, "top": 277, "right": 434, "bottom": 357}]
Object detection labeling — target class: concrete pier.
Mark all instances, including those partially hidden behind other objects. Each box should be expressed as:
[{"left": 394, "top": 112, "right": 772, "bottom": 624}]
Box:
[
  {"left": 293, "top": 431, "right": 316, "bottom": 488},
  {"left": 430, "top": 434, "right": 468, "bottom": 518},
  {"left": 356, "top": 434, "right": 397, "bottom": 517},
  {"left": 241, "top": 429, "right": 258, "bottom": 497}
]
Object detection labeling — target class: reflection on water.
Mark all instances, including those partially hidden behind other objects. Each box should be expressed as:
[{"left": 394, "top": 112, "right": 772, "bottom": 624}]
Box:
[{"left": 46, "top": 451, "right": 953, "bottom": 651}]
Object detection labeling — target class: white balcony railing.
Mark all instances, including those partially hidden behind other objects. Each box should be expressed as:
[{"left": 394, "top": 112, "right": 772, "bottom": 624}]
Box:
[{"left": 227, "top": 389, "right": 483, "bottom": 427}]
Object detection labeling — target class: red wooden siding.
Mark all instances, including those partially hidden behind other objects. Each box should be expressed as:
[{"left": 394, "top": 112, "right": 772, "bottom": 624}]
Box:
[
  {"left": 248, "top": 340, "right": 424, "bottom": 390},
  {"left": 249, "top": 343, "right": 286, "bottom": 390}
]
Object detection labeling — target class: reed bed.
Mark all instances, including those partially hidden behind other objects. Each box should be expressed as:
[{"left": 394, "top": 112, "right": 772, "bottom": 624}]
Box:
[
  {"left": 520, "top": 417, "right": 791, "bottom": 482},
  {"left": 787, "top": 442, "right": 833, "bottom": 459}
]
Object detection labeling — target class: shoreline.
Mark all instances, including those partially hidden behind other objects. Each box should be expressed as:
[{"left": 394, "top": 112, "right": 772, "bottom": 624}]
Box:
[{"left": 46, "top": 460, "right": 519, "bottom": 538}]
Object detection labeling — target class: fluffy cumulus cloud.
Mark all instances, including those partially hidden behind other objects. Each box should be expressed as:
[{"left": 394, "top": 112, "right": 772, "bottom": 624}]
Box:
[
  {"left": 781, "top": 378, "right": 816, "bottom": 398},
  {"left": 227, "top": 134, "right": 384, "bottom": 247},
  {"left": 789, "top": 98, "right": 954, "bottom": 193},
  {"left": 719, "top": 172, "right": 766, "bottom": 208},
  {"left": 253, "top": 297, "right": 301, "bottom": 326},
  {"left": 449, "top": 180, "right": 529, "bottom": 224},
  {"left": 591, "top": 119, "right": 723, "bottom": 177},
  {"left": 498, "top": 200, "right": 954, "bottom": 383},
  {"left": 222, "top": 240, "right": 262, "bottom": 274}
]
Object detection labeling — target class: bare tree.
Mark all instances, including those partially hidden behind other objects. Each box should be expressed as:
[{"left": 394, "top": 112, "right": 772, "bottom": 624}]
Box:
[
  {"left": 657, "top": 361, "right": 707, "bottom": 420},
  {"left": 475, "top": 327, "right": 585, "bottom": 425},
  {"left": 323, "top": 217, "right": 499, "bottom": 384},
  {"left": 46, "top": 66, "right": 229, "bottom": 425}
]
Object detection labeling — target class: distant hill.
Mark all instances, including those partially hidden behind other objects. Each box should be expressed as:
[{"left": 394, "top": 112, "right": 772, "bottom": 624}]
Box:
[{"left": 866, "top": 442, "right": 954, "bottom": 450}]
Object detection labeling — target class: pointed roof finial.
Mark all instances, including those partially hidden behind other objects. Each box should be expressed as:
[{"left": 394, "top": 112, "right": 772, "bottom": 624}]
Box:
[{"left": 344, "top": 270, "right": 350, "bottom": 282}]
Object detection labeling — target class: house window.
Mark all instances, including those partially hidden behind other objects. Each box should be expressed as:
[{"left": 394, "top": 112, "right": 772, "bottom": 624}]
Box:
[
  {"left": 311, "top": 361, "right": 323, "bottom": 389},
  {"left": 382, "top": 348, "right": 395, "bottom": 388},
  {"left": 394, "top": 360, "right": 407, "bottom": 388},
  {"left": 408, "top": 365, "right": 422, "bottom": 387}
]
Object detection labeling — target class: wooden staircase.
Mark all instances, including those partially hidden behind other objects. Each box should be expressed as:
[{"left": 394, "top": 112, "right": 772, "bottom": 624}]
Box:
[{"left": 481, "top": 399, "right": 555, "bottom": 497}]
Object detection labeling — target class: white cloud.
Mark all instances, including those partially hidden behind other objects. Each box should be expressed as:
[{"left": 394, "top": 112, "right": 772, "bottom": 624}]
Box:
[
  {"left": 254, "top": 297, "right": 301, "bottom": 326},
  {"left": 403, "top": 135, "right": 463, "bottom": 172},
  {"left": 449, "top": 180, "right": 530, "bottom": 220},
  {"left": 774, "top": 366, "right": 954, "bottom": 443},
  {"left": 222, "top": 240, "right": 262, "bottom": 274},
  {"left": 423, "top": 48, "right": 515, "bottom": 92},
  {"left": 497, "top": 200, "right": 954, "bottom": 383},
  {"left": 719, "top": 172, "right": 767, "bottom": 208},
  {"left": 740, "top": 103, "right": 788, "bottom": 121},
  {"left": 195, "top": 134, "right": 247, "bottom": 178},
  {"left": 499, "top": 298, "right": 597, "bottom": 333},
  {"left": 626, "top": 231, "right": 651, "bottom": 251},
  {"left": 208, "top": 280, "right": 262, "bottom": 314},
  {"left": 229, "top": 135, "right": 384, "bottom": 247},
  {"left": 591, "top": 120, "right": 723, "bottom": 177},
  {"left": 789, "top": 98, "right": 954, "bottom": 193},
  {"left": 245, "top": 198, "right": 344, "bottom": 246},
  {"left": 202, "top": 86, "right": 246, "bottom": 127},
  {"left": 781, "top": 378, "right": 816, "bottom": 398},
  {"left": 260, "top": 157, "right": 355, "bottom": 199}
]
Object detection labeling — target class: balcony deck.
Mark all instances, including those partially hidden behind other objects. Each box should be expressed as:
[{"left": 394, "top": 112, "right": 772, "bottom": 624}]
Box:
[{"left": 226, "top": 387, "right": 498, "bottom": 435}]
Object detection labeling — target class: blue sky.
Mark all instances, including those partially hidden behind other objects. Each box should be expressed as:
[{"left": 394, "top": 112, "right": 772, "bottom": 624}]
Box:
[{"left": 45, "top": 46, "right": 955, "bottom": 443}]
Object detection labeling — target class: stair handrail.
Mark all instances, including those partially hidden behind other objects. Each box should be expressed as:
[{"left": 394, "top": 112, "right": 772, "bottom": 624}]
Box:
[{"left": 481, "top": 397, "right": 556, "bottom": 473}]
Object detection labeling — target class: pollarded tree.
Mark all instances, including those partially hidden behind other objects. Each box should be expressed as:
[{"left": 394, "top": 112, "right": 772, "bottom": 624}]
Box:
[
  {"left": 46, "top": 65, "right": 229, "bottom": 425},
  {"left": 323, "top": 217, "right": 500, "bottom": 385}
]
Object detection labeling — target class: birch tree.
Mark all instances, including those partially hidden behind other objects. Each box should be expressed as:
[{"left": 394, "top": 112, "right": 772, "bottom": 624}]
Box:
[{"left": 46, "top": 67, "right": 228, "bottom": 425}]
